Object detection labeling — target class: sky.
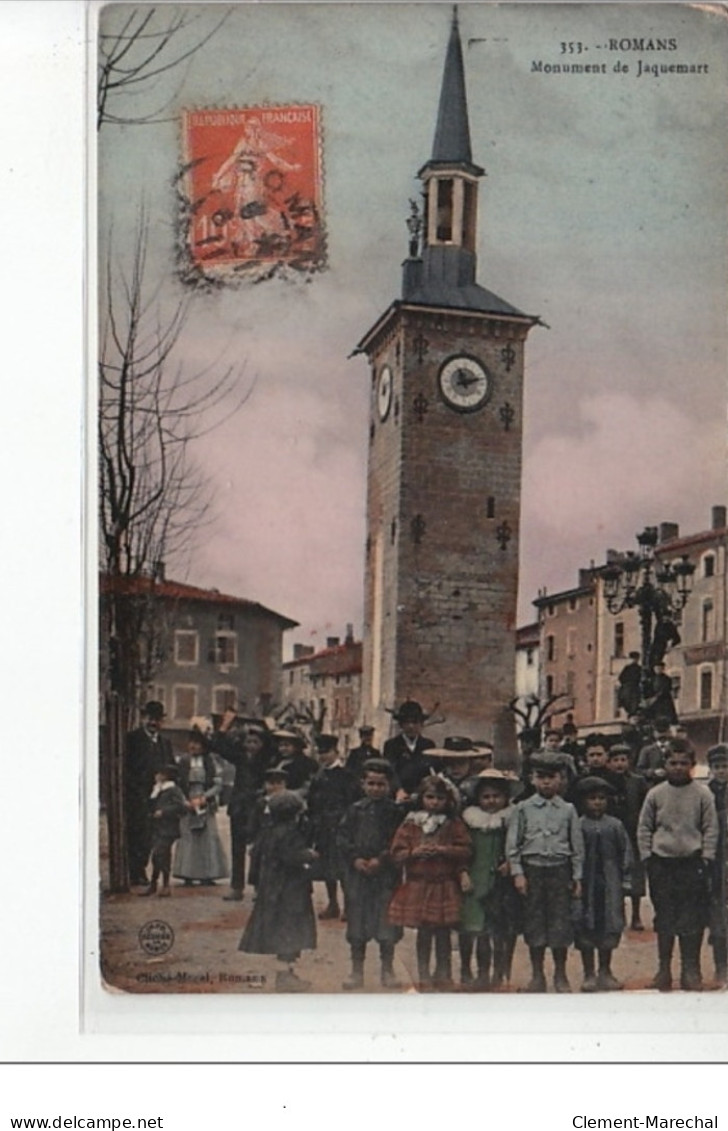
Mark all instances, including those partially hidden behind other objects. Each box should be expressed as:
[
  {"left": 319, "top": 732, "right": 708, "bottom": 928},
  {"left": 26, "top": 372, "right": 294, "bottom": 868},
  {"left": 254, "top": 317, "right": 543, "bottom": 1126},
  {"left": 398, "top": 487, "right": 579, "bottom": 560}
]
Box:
[{"left": 97, "top": 1, "right": 728, "bottom": 655}]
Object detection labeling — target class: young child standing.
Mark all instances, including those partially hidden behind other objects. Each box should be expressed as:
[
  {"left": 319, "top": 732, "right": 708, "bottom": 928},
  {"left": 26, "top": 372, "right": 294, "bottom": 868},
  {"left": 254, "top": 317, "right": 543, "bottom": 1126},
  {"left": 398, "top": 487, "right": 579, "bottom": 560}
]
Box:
[
  {"left": 506, "top": 753, "right": 584, "bottom": 992},
  {"left": 139, "top": 764, "right": 188, "bottom": 898},
  {"left": 637, "top": 738, "right": 719, "bottom": 991},
  {"left": 239, "top": 789, "right": 319, "bottom": 992},
  {"left": 336, "top": 759, "right": 405, "bottom": 990},
  {"left": 606, "top": 743, "right": 648, "bottom": 931},
  {"left": 574, "top": 777, "right": 632, "bottom": 992},
  {"left": 388, "top": 775, "right": 472, "bottom": 990},
  {"left": 307, "top": 734, "right": 361, "bottom": 920},
  {"left": 459, "top": 771, "right": 520, "bottom": 990},
  {"left": 705, "top": 744, "right": 728, "bottom": 986}
]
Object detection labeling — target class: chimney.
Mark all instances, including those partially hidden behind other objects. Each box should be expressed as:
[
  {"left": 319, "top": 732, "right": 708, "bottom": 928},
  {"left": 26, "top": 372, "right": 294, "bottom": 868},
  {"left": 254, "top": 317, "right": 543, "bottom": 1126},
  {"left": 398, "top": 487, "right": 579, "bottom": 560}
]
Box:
[
  {"left": 712, "top": 505, "right": 727, "bottom": 530},
  {"left": 345, "top": 622, "right": 354, "bottom": 644},
  {"left": 658, "top": 522, "right": 679, "bottom": 544},
  {"left": 326, "top": 636, "right": 340, "bottom": 649}
]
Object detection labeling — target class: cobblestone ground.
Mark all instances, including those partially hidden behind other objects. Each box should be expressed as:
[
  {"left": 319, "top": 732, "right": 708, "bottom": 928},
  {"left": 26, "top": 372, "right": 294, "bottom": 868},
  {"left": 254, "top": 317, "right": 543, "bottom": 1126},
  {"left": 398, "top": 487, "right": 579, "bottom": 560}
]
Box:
[{"left": 99, "top": 813, "right": 724, "bottom": 997}]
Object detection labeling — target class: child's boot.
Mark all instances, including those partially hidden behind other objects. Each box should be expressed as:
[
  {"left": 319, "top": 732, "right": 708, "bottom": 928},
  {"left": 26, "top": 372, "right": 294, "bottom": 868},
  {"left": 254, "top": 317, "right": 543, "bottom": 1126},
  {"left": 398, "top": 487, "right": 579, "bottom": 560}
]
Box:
[
  {"left": 476, "top": 936, "right": 494, "bottom": 990},
  {"left": 379, "top": 943, "right": 401, "bottom": 989},
  {"left": 138, "top": 880, "right": 157, "bottom": 897},
  {"left": 552, "top": 947, "right": 571, "bottom": 993},
  {"left": 522, "top": 947, "right": 546, "bottom": 993},
  {"left": 319, "top": 883, "right": 341, "bottom": 920},
  {"left": 712, "top": 937, "right": 727, "bottom": 986},
  {"left": 342, "top": 943, "right": 366, "bottom": 991},
  {"left": 276, "top": 968, "right": 311, "bottom": 992},
  {"left": 679, "top": 934, "right": 703, "bottom": 991},
  {"left": 651, "top": 934, "right": 674, "bottom": 991},
  {"left": 580, "top": 948, "right": 597, "bottom": 993},
  {"left": 433, "top": 929, "right": 453, "bottom": 990},
  {"left": 630, "top": 896, "right": 644, "bottom": 931},
  {"left": 458, "top": 933, "right": 474, "bottom": 986},
  {"left": 597, "top": 949, "right": 623, "bottom": 992}
]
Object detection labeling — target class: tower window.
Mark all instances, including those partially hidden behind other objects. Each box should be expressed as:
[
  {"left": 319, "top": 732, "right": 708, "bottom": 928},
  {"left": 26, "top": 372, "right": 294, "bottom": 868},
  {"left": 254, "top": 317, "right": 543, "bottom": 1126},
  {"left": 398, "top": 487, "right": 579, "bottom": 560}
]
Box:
[
  {"left": 702, "top": 599, "right": 714, "bottom": 642},
  {"left": 614, "top": 622, "right": 624, "bottom": 658},
  {"left": 487, "top": 496, "right": 495, "bottom": 518},
  {"left": 436, "top": 178, "right": 453, "bottom": 242},
  {"left": 463, "top": 180, "right": 477, "bottom": 252},
  {"left": 546, "top": 634, "right": 555, "bottom": 662}
]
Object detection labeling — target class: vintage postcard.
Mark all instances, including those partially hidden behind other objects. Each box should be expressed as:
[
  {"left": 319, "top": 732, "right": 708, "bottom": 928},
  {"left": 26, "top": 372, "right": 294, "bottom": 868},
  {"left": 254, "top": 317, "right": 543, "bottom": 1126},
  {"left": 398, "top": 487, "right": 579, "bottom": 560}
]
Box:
[{"left": 95, "top": 1, "right": 728, "bottom": 1004}]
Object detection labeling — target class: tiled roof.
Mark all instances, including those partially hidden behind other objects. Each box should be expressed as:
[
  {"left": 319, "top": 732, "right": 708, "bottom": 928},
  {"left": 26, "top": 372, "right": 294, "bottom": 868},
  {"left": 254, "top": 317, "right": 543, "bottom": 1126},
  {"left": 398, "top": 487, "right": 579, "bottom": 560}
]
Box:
[
  {"left": 100, "top": 573, "right": 298, "bottom": 629},
  {"left": 284, "top": 640, "right": 362, "bottom": 677}
]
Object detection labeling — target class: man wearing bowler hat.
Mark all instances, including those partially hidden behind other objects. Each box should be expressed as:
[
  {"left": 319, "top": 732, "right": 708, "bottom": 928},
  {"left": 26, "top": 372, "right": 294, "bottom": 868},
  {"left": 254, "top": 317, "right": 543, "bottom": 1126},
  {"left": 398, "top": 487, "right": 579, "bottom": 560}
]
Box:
[{"left": 125, "top": 700, "right": 176, "bottom": 886}]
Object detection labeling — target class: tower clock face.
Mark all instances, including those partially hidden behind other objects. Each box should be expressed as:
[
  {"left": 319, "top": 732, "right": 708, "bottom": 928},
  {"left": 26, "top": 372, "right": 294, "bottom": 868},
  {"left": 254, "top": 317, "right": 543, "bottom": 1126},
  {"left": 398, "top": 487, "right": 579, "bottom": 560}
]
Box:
[
  {"left": 377, "top": 365, "right": 393, "bottom": 421},
  {"left": 438, "top": 356, "right": 491, "bottom": 413}
]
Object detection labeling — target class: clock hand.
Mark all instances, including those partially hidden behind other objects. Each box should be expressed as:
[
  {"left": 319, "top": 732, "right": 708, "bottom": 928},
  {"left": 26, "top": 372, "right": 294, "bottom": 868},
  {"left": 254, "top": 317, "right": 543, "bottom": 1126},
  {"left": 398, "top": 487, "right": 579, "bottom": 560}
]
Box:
[{"left": 455, "top": 369, "right": 478, "bottom": 389}]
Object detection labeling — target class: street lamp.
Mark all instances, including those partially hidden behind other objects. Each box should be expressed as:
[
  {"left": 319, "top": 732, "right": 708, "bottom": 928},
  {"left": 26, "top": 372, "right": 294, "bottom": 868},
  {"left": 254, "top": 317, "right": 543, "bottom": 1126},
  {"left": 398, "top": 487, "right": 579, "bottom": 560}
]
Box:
[{"left": 601, "top": 526, "right": 696, "bottom": 704}]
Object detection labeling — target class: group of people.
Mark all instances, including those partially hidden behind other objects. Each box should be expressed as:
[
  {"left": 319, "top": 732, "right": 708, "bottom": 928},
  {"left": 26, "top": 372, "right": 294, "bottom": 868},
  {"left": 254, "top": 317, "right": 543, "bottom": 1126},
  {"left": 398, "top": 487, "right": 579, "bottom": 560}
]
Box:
[{"left": 123, "top": 699, "right": 728, "bottom": 994}]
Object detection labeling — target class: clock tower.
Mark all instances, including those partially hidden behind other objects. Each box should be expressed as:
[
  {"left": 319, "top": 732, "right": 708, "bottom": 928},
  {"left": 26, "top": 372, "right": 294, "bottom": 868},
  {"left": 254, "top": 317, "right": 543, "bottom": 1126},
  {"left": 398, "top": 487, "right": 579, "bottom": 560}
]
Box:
[{"left": 356, "top": 9, "right": 540, "bottom": 750}]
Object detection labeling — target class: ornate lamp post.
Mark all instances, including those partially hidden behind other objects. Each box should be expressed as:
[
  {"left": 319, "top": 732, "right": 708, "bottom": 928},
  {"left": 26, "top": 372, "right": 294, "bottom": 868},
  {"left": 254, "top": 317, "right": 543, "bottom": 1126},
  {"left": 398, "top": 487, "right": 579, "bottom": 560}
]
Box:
[{"left": 601, "top": 526, "right": 696, "bottom": 704}]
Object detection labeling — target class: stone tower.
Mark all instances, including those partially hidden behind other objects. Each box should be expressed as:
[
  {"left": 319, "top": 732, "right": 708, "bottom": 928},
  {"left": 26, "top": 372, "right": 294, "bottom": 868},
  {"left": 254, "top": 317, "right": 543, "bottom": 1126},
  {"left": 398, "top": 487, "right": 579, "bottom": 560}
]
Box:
[{"left": 356, "top": 9, "right": 540, "bottom": 749}]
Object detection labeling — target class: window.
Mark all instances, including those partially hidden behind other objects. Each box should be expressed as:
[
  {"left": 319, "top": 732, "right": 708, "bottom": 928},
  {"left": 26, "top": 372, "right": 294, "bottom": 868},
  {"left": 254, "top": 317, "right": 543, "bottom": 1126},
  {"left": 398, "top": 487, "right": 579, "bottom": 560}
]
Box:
[
  {"left": 704, "top": 554, "right": 715, "bottom": 579},
  {"left": 174, "top": 630, "right": 198, "bottom": 665},
  {"left": 212, "top": 685, "right": 237, "bottom": 714},
  {"left": 462, "top": 181, "right": 477, "bottom": 251},
  {"left": 288, "top": 670, "right": 294, "bottom": 686},
  {"left": 568, "top": 597, "right": 578, "bottom": 612},
  {"left": 547, "top": 603, "right": 556, "bottom": 617},
  {"left": 702, "top": 600, "right": 714, "bottom": 643},
  {"left": 173, "top": 684, "right": 198, "bottom": 720},
  {"left": 545, "top": 675, "right": 554, "bottom": 698},
  {"left": 546, "top": 635, "right": 555, "bottom": 662},
  {"left": 700, "top": 668, "right": 713, "bottom": 711},
  {"left": 526, "top": 647, "right": 535, "bottom": 667},
  {"left": 566, "top": 628, "right": 576, "bottom": 659},
  {"left": 435, "top": 178, "right": 453, "bottom": 241},
  {"left": 211, "top": 633, "right": 238, "bottom": 665},
  {"left": 614, "top": 622, "right": 625, "bottom": 658},
  {"left": 565, "top": 671, "right": 575, "bottom": 697}
]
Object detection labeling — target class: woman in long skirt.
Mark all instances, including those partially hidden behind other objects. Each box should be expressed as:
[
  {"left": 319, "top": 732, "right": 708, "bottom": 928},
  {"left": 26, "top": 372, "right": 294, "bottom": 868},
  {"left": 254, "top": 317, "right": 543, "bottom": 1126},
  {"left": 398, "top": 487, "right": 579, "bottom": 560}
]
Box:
[{"left": 173, "top": 730, "right": 229, "bottom": 885}]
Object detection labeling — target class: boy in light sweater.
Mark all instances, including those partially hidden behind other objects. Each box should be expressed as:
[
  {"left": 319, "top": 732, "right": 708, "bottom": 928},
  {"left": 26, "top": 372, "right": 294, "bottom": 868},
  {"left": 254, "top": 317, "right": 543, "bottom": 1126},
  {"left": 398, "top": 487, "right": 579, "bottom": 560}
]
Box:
[{"left": 637, "top": 738, "right": 719, "bottom": 991}]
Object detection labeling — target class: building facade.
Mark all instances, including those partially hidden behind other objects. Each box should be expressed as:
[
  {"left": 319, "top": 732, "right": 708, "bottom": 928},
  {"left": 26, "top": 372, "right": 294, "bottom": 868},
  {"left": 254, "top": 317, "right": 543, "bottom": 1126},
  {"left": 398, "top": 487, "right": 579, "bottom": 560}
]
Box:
[
  {"left": 281, "top": 630, "right": 363, "bottom": 754},
  {"left": 101, "top": 574, "right": 297, "bottom": 747},
  {"left": 533, "top": 570, "right": 599, "bottom": 729},
  {"left": 356, "top": 11, "right": 540, "bottom": 747}
]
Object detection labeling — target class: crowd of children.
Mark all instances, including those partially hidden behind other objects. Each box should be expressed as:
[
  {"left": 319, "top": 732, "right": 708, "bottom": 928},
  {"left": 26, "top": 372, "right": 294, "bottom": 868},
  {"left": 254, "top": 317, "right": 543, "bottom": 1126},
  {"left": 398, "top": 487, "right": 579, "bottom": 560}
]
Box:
[{"left": 133, "top": 705, "right": 728, "bottom": 994}]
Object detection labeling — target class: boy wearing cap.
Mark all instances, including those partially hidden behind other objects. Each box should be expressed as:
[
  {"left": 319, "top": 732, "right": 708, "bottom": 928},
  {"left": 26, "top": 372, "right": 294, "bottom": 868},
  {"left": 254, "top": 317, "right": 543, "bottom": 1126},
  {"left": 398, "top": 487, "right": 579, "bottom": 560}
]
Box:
[
  {"left": 347, "top": 726, "right": 380, "bottom": 777},
  {"left": 706, "top": 744, "right": 728, "bottom": 985},
  {"left": 307, "top": 734, "right": 361, "bottom": 920},
  {"left": 607, "top": 743, "right": 648, "bottom": 931},
  {"left": 506, "top": 755, "right": 584, "bottom": 992},
  {"left": 575, "top": 777, "right": 632, "bottom": 992},
  {"left": 139, "top": 763, "right": 188, "bottom": 898},
  {"left": 337, "top": 759, "right": 405, "bottom": 989},
  {"left": 273, "top": 730, "right": 319, "bottom": 795},
  {"left": 637, "top": 738, "right": 719, "bottom": 990}
]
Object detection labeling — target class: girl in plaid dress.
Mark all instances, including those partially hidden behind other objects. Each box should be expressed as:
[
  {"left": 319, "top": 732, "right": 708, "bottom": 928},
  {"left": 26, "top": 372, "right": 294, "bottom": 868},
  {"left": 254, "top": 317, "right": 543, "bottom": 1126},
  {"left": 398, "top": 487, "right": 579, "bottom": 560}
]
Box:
[{"left": 388, "top": 775, "right": 472, "bottom": 990}]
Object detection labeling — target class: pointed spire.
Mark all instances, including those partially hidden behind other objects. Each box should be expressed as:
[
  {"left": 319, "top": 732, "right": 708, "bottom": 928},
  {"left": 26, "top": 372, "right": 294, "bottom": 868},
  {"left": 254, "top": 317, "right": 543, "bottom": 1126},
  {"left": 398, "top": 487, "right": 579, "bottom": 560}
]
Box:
[{"left": 431, "top": 7, "right": 473, "bottom": 167}]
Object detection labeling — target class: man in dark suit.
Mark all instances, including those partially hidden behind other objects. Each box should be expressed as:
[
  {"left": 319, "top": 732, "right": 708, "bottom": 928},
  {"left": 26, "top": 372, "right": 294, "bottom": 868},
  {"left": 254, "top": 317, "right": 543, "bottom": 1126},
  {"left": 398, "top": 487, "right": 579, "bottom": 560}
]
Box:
[
  {"left": 617, "top": 652, "right": 643, "bottom": 717},
  {"left": 382, "top": 700, "right": 436, "bottom": 800},
  {"left": 125, "top": 700, "right": 176, "bottom": 885},
  {"left": 346, "top": 725, "right": 381, "bottom": 777}
]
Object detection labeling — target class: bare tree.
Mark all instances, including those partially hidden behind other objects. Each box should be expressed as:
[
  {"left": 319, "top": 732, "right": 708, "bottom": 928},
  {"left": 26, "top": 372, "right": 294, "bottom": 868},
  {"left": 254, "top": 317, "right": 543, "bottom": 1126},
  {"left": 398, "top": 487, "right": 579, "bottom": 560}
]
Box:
[
  {"left": 97, "top": 5, "right": 231, "bottom": 129},
  {"left": 99, "top": 209, "right": 251, "bottom": 890}
]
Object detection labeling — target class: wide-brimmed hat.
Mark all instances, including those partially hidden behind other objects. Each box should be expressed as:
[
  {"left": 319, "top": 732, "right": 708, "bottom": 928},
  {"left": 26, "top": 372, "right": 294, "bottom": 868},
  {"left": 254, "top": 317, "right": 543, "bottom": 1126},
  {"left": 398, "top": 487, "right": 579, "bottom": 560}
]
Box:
[
  {"left": 264, "top": 762, "right": 289, "bottom": 780},
  {"left": 473, "top": 768, "right": 522, "bottom": 798},
  {"left": 272, "top": 729, "right": 306, "bottom": 748},
  {"left": 428, "top": 736, "right": 475, "bottom": 759}
]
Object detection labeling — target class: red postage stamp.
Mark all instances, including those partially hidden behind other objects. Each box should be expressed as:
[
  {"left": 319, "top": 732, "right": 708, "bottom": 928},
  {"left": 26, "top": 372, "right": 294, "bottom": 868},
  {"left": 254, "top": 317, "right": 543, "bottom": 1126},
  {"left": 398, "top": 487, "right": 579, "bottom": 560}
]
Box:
[{"left": 180, "top": 105, "right": 325, "bottom": 283}]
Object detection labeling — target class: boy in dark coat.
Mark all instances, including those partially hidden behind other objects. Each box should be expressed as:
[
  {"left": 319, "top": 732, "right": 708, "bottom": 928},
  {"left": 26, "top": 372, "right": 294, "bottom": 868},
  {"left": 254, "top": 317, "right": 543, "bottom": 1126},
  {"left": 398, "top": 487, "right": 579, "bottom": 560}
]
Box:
[
  {"left": 575, "top": 777, "right": 632, "bottom": 992},
  {"left": 337, "top": 759, "right": 405, "bottom": 989},
  {"left": 382, "top": 699, "right": 436, "bottom": 801},
  {"left": 239, "top": 790, "right": 319, "bottom": 992},
  {"left": 307, "top": 734, "right": 361, "bottom": 920},
  {"left": 346, "top": 725, "right": 380, "bottom": 777},
  {"left": 706, "top": 744, "right": 728, "bottom": 985},
  {"left": 139, "top": 763, "right": 188, "bottom": 898},
  {"left": 606, "top": 743, "right": 648, "bottom": 931}
]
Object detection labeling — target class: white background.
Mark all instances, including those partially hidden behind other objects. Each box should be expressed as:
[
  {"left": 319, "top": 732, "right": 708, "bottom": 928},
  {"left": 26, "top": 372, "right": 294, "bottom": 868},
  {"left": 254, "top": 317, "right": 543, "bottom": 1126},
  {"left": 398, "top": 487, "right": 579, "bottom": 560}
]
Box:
[{"left": 1, "top": 0, "right": 727, "bottom": 1111}]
